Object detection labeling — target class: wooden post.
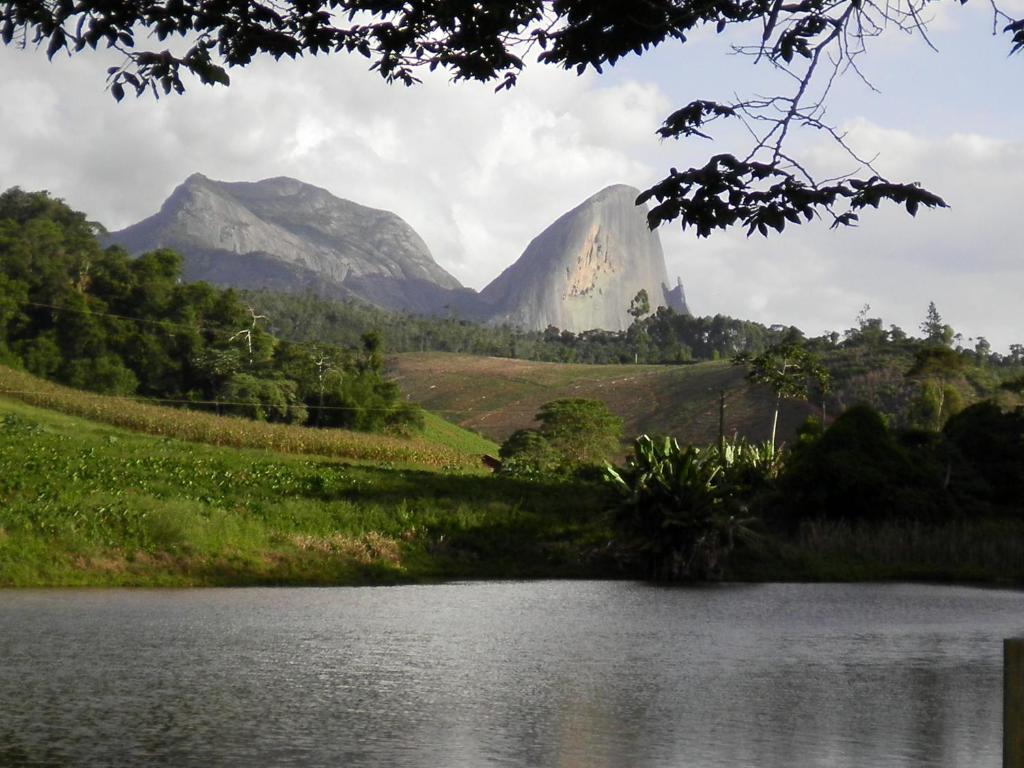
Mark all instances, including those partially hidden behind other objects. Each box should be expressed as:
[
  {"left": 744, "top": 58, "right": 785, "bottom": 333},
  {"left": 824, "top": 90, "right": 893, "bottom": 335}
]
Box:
[
  {"left": 1007, "top": 639, "right": 1024, "bottom": 768},
  {"left": 718, "top": 389, "right": 726, "bottom": 456}
]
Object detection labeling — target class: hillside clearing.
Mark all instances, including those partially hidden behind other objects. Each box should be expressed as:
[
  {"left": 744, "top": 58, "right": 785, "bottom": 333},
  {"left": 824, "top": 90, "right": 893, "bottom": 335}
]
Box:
[{"left": 388, "top": 353, "right": 816, "bottom": 445}]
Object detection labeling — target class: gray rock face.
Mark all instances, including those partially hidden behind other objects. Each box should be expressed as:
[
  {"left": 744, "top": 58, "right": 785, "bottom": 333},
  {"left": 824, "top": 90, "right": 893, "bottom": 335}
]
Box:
[
  {"left": 109, "top": 175, "right": 690, "bottom": 330},
  {"left": 480, "top": 185, "right": 689, "bottom": 332},
  {"left": 107, "top": 174, "right": 465, "bottom": 313}
]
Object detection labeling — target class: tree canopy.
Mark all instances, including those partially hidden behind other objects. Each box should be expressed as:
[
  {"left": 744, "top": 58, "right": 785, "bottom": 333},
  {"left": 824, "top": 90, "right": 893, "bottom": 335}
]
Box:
[
  {"left": 0, "top": 187, "right": 422, "bottom": 433},
  {"left": 4, "top": 0, "right": 1000, "bottom": 236}
]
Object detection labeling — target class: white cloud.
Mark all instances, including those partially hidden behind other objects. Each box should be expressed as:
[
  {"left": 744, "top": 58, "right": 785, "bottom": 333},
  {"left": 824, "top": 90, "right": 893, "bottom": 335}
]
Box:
[{"left": 662, "top": 119, "right": 1024, "bottom": 351}]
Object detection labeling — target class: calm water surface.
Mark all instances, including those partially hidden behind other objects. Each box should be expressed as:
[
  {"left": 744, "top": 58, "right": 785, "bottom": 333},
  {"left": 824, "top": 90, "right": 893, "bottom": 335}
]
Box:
[{"left": 1, "top": 582, "right": 1022, "bottom": 767}]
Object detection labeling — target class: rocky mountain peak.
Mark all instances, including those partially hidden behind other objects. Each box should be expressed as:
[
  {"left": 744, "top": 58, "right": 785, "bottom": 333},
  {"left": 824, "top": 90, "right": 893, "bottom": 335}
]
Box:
[
  {"left": 107, "top": 176, "right": 690, "bottom": 330},
  {"left": 479, "top": 185, "right": 689, "bottom": 332},
  {"left": 107, "top": 174, "right": 466, "bottom": 313}
]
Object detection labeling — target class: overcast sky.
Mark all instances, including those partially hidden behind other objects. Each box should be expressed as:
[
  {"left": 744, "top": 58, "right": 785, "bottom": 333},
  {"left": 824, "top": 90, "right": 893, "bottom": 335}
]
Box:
[{"left": 1, "top": 5, "right": 1021, "bottom": 350}]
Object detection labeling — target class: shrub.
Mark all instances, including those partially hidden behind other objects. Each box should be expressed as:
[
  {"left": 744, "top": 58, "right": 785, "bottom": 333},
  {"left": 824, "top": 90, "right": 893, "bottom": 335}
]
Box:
[
  {"left": 943, "top": 401, "right": 1024, "bottom": 513},
  {"left": 498, "top": 429, "right": 560, "bottom": 477},
  {"left": 217, "top": 374, "right": 308, "bottom": 424},
  {"left": 535, "top": 398, "right": 623, "bottom": 470},
  {"left": 776, "top": 404, "right": 951, "bottom": 528},
  {"left": 604, "top": 435, "right": 758, "bottom": 581}
]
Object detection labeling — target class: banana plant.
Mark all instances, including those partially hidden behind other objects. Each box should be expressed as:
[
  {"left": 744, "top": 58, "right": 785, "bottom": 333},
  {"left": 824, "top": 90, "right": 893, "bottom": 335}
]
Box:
[{"left": 604, "top": 435, "right": 761, "bottom": 581}]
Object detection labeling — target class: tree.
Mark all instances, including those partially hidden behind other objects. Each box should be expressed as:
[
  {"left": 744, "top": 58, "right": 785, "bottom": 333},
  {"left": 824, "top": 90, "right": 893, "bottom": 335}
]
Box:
[
  {"left": 905, "top": 345, "right": 966, "bottom": 430},
  {"left": 498, "top": 428, "right": 560, "bottom": 477},
  {"left": 628, "top": 290, "right": 650, "bottom": 323},
  {"left": 734, "top": 341, "right": 830, "bottom": 450},
  {"left": 777, "top": 404, "right": 952, "bottom": 527},
  {"left": 627, "top": 289, "right": 651, "bottom": 364},
  {"left": 534, "top": 398, "right": 623, "bottom": 470},
  {"left": 1, "top": 0, "right": 965, "bottom": 236},
  {"left": 920, "top": 302, "right": 954, "bottom": 347}
]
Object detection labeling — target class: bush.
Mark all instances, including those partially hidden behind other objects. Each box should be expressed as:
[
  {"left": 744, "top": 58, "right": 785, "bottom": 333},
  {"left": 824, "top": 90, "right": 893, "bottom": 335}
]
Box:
[
  {"left": 64, "top": 355, "right": 139, "bottom": 396},
  {"left": 943, "top": 401, "right": 1024, "bottom": 513},
  {"left": 776, "top": 404, "right": 951, "bottom": 528},
  {"left": 535, "top": 398, "right": 623, "bottom": 471},
  {"left": 498, "top": 429, "right": 560, "bottom": 477},
  {"left": 218, "top": 374, "right": 307, "bottom": 424},
  {"left": 603, "top": 435, "right": 760, "bottom": 581}
]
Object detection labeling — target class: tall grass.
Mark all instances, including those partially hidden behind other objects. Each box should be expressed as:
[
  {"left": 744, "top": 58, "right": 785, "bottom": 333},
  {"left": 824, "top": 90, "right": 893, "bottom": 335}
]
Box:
[
  {"left": 795, "top": 518, "right": 1024, "bottom": 581},
  {"left": 0, "top": 366, "right": 481, "bottom": 471}
]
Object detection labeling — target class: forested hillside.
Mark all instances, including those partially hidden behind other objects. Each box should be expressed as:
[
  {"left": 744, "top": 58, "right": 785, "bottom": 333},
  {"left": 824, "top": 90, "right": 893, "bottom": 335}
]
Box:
[{"left": 0, "top": 188, "right": 419, "bottom": 433}]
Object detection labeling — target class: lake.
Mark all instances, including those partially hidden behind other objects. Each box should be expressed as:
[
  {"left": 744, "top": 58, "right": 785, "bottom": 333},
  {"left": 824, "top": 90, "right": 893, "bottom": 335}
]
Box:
[{"left": 1, "top": 582, "right": 1021, "bottom": 767}]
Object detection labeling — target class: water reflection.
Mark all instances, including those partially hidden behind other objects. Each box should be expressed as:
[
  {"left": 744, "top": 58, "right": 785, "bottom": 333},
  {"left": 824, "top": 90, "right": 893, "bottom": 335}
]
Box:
[{"left": 1, "top": 582, "right": 1021, "bottom": 767}]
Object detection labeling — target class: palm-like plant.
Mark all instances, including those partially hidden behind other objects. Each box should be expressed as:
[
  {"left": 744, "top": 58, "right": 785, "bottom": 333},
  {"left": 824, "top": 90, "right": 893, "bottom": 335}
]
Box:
[{"left": 604, "top": 435, "right": 760, "bottom": 581}]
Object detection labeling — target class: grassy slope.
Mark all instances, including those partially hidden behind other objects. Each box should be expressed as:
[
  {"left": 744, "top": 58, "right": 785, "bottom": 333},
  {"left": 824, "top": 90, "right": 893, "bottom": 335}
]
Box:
[
  {"left": 420, "top": 410, "right": 499, "bottom": 457},
  {"left": 0, "top": 396, "right": 612, "bottom": 586},
  {"left": 2, "top": 394, "right": 1020, "bottom": 587},
  {"left": 0, "top": 365, "right": 490, "bottom": 472},
  {"left": 389, "top": 353, "right": 816, "bottom": 445}
]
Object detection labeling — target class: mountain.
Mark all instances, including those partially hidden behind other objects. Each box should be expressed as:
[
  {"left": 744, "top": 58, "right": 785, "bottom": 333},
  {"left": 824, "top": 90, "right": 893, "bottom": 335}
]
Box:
[
  {"left": 109, "top": 175, "right": 689, "bottom": 331},
  {"left": 107, "top": 174, "right": 472, "bottom": 314},
  {"left": 478, "top": 184, "right": 689, "bottom": 332}
]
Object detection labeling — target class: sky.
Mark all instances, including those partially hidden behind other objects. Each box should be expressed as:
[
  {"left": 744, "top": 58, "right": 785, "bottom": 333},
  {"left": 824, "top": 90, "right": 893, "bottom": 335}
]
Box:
[{"left": 0, "top": 5, "right": 1021, "bottom": 351}]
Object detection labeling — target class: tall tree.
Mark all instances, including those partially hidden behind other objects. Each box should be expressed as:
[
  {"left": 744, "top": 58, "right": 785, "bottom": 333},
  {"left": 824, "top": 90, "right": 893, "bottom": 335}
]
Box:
[
  {"left": 734, "top": 341, "right": 830, "bottom": 450},
  {"left": 627, "top": 289, "right": 651, "bottom": 364},
  {"left": 920, "top": 301, "right": 952, "bottom": 346}
]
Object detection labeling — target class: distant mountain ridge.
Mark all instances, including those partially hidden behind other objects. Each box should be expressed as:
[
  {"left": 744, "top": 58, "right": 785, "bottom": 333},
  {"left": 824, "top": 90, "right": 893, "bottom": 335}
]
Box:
[
  {"left": 108, "top": 175, "right": 690, "bottom": 331},
  {"left": 108, "top": 173, "right": 473, "bottom": 314}
]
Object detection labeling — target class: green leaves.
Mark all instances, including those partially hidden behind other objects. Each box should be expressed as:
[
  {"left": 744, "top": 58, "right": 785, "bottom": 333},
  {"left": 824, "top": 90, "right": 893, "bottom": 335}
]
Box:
[
  {"left": 603, "top": 434, "right": 764, "bottom": 581},
  {"left": 640, "top": 158, "right": 948, "bottom": 239},
  {"left": 657, "top": 100, "right": 737, "bottom": 141},
  {"left": 734, "top": 341, "right": 830, "bottom": 401}
]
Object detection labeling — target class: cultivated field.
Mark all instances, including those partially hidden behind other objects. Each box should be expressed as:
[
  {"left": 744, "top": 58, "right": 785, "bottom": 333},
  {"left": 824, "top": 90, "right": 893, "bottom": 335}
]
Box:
[
  {"left": 389, "top": 353, "right": 817, "bottom": 446},
  {"left": 0, "top": 396, "right": 606, "bottom": 586},
  {"left": 0, "top": 365, "right": 491, "bottom": 472}
]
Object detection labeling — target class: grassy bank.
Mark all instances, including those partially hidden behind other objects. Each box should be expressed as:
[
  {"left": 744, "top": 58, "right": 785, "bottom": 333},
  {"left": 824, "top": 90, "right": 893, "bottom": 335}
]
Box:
[
  {"left": 2, "top": 380, "right": 1022, "bottom": 587},
  {"left": 0, "top": 396, "right": 611, "bottom": 586}
]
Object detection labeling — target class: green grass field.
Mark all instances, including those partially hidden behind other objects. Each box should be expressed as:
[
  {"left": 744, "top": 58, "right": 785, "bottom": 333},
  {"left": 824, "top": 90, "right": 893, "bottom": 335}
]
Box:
[
  {"left": 2, "top": 363, "right": 1020, "bottom": 588},
  {"left": 0, "top": 395, "right": 613, "bottom": 586},
  {"left": 388, "top": 352, "right": 817, "bottom": 446}
]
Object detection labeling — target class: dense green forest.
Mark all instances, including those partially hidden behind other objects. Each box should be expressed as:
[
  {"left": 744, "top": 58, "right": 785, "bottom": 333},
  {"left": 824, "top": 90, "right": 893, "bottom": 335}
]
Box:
[
  {"left": 0, "top": 188, "right": 420, "bottom": 433},
  {"left": 247, "top": 288, "right": 794, "bottom": 364}
]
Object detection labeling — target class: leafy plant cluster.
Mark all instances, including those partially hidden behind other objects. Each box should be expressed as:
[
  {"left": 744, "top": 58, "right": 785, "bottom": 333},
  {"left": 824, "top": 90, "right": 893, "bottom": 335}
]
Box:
[
  {"left": 0, "top": 188, "right": 420, "bottom": 434},
  {"left": 776, "top": 401, "right": 1024, "bottom": 528},
  {"left": 603, "top": 435, "right": 778, "bottom": 581},
  {"left": 498, "top": 398, "right": 623, "bottom": 477},
  {"left": 605, "top": 401, "right": 1024, "bottom": 582}
]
